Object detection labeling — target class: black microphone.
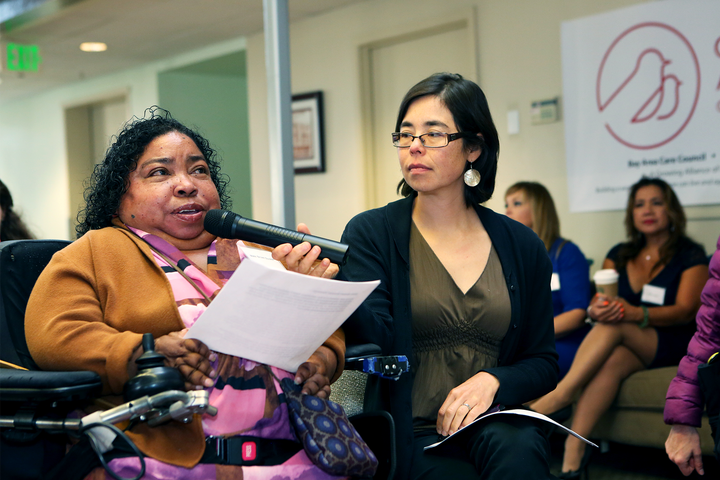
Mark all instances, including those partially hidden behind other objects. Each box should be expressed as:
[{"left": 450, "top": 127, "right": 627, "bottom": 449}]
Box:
[{"left": 204, "top": 209, "right": 349, "bottom": 265}]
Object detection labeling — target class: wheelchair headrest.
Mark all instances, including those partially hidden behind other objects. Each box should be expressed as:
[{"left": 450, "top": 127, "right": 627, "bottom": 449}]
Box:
[{"left": 0, "top": 239, "right": 71, "bottom": 369}]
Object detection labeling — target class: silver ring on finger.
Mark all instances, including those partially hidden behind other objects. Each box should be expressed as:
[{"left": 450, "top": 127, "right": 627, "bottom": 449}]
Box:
[{"left": 462, "top": 403, "right": 472, "bottom": 409}]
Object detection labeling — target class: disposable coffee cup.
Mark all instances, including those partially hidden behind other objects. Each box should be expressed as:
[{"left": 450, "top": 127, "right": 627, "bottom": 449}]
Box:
[{"left": 593, "top": 269, "right": 619, "bottom": 298}]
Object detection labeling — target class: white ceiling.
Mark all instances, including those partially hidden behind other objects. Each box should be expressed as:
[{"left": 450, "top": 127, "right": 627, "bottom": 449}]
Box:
[{"left": 0, "top": 0, "right": 367, "bottom": 102}]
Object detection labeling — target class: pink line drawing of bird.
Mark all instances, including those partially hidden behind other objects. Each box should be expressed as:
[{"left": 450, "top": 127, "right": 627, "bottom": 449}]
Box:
[
  {"left": 634, "top": 73, "right": 682, "bottom": 122},
  {"left": 715, "top": 36, "right": 720, "bottom": 90},
  {"left": 599, "top": 48, "right": 681, "bottom": 123}
]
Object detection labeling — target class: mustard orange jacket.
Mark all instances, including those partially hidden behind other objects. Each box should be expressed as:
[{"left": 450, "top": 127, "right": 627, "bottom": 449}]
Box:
[{"left": 26, "top": 223, "right": 345, "bottom": 467}]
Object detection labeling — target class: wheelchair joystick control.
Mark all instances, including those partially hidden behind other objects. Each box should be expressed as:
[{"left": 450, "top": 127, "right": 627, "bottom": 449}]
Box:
[{"left": 123, "top": 333, "right": 185, "bottom": 402}]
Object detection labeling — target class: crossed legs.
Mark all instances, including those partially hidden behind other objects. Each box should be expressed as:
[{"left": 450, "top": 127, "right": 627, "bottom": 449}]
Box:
[{"left": 531, "top": 322, "right": 658, "bottom": 472}]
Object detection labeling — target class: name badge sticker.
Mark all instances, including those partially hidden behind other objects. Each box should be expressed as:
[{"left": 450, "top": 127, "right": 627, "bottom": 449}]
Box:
[
  {"left": 641, "top": 284, "right": 666, "bottom": 305},
  {"left": 550, "top": 273, "right": 561, "bottom": 291}
]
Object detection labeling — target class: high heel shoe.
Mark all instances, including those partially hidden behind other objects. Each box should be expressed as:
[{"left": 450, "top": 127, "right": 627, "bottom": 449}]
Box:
[
  {"left": 558, "top": 468, "right": 584, "bottom": 480},
  {"left": 558, "top": 470, "right": 582, "bottom": 480},
  {"left": 558, "top": 444, "right": 593, "bottom": 480}
]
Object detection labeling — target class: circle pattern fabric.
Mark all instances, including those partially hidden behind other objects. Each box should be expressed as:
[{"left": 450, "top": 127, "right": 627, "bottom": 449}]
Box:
[{"left": 280, "top": 378, "right": 378, "bottom": 477}]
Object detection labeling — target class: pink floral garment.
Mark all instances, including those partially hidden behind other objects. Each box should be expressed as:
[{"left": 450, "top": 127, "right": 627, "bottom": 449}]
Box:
[{"left": 85, "top": 229, "right": 344, "bottom": 480}]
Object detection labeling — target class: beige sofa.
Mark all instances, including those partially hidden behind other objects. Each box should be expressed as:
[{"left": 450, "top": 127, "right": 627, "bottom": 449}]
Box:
[{"left": 587, "top": 365, "right": 715, "bottom": 455}]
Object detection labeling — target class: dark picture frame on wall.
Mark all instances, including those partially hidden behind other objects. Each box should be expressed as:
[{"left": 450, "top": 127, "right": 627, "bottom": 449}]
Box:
[{"left": 292, "top": 91, "right": 325, "bottom": 174}]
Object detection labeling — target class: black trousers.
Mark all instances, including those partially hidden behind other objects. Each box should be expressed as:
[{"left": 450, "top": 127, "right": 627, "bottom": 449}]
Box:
[{"left": 410, "top": 414, "right": 557, "bottom": 480}]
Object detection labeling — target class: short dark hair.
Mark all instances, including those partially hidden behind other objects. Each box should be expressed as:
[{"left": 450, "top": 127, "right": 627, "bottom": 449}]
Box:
[
  {"left": 616, "top": 177, "right": 687, "bottom": 271},
  {"left": 395, "top": 73, "right": 499, "bottom": 206},
  {"left": 0, "top": 179, "right": 35, "bottom": 240},
  {"left": 76, "top": 107, "right": 231, "bottom": 238}
]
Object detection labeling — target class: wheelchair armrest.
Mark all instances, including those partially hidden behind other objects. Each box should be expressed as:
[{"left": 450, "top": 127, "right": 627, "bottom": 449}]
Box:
[
  {"left": 345, "top": 344, "right": 409, "bottom": 381},
  {"left": 346, "top": 343, "right": 382, "bottom": 361},
  {"left": 0, "top": 369, "right": 102, "bottom": 403}
]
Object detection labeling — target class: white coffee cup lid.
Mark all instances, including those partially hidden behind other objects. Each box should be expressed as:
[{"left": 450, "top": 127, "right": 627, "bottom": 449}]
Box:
[{"left": 593, "top": 269, "right": 619, "bottom": 284}]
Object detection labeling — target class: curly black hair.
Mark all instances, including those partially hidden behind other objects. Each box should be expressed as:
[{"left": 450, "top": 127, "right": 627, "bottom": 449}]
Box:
[{"left": 76, "top": 107, "right": 231, "bottom": 238}]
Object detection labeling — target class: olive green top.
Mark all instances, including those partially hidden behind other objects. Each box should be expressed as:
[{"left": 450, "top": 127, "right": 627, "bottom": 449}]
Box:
[{"left": 409, "top": 222, "right": 511, "bottom": 426}]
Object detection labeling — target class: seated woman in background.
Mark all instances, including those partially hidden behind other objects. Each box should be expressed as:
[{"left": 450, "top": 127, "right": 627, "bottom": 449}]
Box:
[
  {"left": 25, "top": 108, "right": 346, "bottom": 480},
  {"left": 0, "top": 178, "right": 35, "bottom": 241},
  {"left": 531, "top": 177, "right": 708, "bottom": 478},
  {"left": 505, "top": 181, "right": 591, "bottom": 380},
  {"left": 341, "top": 73, "right": 558, "bottom": 480}
]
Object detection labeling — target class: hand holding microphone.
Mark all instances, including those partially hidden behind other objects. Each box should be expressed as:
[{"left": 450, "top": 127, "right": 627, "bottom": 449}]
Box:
[
  {"left": 203, "top": 209, "right": 349, "bottom": 266},
  {"left": 274, "top": 223, "right": 339, "bottom": 278}
]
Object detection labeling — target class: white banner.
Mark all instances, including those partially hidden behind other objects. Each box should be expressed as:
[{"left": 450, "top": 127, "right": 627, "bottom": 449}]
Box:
[{"left": 562, "top": 0, "right": 720, "bottom": 212}]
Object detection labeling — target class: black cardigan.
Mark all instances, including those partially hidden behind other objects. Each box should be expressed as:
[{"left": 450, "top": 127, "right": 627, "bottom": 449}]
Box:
[{"left": 340, "top": 195, "right": 558, "bottom": 480}]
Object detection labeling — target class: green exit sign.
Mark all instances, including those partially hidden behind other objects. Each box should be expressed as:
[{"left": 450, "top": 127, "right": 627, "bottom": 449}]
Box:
[{"left": 6, "top": 43, "right": 42, "bottom": 72}]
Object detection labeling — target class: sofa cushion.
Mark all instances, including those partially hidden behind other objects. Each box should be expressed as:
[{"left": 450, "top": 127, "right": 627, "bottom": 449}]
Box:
[
  {"left": 613, "top": 366, "right": 678, "bottom": 410},
  {"left": 580, "top": 366, "right": 715, "bottom": 455}
]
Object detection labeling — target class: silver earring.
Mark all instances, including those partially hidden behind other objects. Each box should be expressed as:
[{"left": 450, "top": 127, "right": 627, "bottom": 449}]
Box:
[{"left": 464, "top": 163, "right": 481, "bottom": 187}]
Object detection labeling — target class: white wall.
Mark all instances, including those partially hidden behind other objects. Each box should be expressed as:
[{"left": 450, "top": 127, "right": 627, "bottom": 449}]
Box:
[
  {"left": 247, "top": 0, "right": 481, "bottom": 237},
  {"left": 0, "top": 38, "right": 245, "bottom": 240},
  {"left": 1, "top": 0, "right": 717, "bottom": 264},
  {"left": 246, "top": 0, "right": 720, "bottom": 269}
]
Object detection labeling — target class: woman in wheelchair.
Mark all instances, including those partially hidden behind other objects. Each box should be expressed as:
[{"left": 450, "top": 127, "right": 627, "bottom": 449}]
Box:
[
  {"left": 25, "top": 108, "right": 346, "bottom": 479},
  {"left": 340, "top": 73, "right": 558, "bottom": 480}
]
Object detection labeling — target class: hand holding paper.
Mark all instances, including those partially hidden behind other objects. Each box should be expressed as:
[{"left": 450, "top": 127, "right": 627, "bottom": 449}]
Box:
[
  {"left": 186, "top": 257, "right": 379, "bottom": 372},
  {"left": 424, "top": 407, "right": 598, "bottom": 451}
]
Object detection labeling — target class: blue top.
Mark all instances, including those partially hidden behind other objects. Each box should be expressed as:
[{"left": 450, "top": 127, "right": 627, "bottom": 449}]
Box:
[{"left": 549, "top": 238, "right": 591, "bottom": 317}]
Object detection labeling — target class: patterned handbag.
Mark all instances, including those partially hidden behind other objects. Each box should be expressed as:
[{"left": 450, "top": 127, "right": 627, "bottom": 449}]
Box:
[{"left": 276, "top": 375, "right": 378, "bottom": 477}]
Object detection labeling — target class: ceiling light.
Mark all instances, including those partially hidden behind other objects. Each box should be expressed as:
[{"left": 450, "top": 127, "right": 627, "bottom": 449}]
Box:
[{"left": 80, "top": 42, "right": 107, "bottom": 52}]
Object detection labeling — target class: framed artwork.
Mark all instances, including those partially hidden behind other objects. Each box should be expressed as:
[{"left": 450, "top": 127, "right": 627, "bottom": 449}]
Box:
[{"left": 292, "top": 91, "right": 325, "bottom": 174}]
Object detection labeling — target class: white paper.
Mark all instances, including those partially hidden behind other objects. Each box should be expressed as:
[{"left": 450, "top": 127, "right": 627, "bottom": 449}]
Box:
[
  {"left": 237, "top": 245, "right": 287, "bottom": 271},
  {"left": 186, "top": 258, "right": 379, "bottom": 372},
  {"left": 561, "top": 1, "right": 720, "bottom": 212},
  {"left": 423, "top": 408, "right": 598, "bottom": 450}
]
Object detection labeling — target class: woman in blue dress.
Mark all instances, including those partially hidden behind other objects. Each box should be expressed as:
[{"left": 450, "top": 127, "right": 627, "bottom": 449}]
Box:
[{"left": 505, "top": 181, "right": 591, "bottom": 379}]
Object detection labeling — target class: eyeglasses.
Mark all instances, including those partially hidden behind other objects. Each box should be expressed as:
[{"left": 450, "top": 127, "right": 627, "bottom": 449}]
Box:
[{"left": 391, "top": 131, "right": 471, "bottom": 148}]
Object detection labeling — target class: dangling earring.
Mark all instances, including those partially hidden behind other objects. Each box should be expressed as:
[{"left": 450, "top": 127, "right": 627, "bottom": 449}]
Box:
[{"left": 464, "top": 162, "right": 481, "bottom": 187}]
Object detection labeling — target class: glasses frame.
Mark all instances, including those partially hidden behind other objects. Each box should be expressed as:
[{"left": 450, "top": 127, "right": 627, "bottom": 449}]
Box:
[{"left": 391, "top": 131, "right": 471, "bottom": 148}]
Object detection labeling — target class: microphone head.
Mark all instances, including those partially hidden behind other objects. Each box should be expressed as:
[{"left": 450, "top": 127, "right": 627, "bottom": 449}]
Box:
[{"left": 204, "top": 209, "right": 239, "bottom": 238}]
